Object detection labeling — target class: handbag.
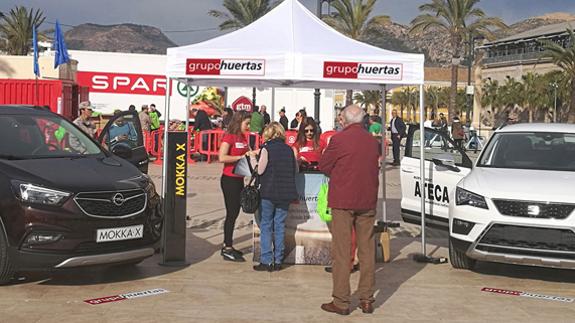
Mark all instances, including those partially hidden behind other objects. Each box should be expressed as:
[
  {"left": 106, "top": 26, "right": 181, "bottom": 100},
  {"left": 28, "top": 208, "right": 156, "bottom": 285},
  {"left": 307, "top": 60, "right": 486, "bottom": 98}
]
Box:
[{"left": 240, "top": 169, "right": 260, "bottom": 214}]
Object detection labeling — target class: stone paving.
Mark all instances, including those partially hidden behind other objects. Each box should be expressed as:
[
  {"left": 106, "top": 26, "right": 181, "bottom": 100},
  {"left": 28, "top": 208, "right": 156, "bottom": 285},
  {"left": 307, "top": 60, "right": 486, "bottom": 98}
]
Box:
[{"left": 1, "top": 161, "right": 575, "bottom": 322}]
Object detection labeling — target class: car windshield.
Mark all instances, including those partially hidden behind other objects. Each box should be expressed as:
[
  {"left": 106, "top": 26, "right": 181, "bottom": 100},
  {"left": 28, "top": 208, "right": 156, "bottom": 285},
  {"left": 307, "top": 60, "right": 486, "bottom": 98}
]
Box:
[
  {"left": 0, "top": 114, "right": 102, "bottom": 160},
  {"left": 478, "top": 132, "right": 575, "bottom": 172}
]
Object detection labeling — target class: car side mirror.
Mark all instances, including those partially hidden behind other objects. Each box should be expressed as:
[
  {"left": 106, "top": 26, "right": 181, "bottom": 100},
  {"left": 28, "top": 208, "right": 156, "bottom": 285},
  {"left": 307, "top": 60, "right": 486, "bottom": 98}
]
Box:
[
  {"left": 111, "top": 144, "right": 133, "bottom": 160},
  {"left": 432, "top": 157, "right": 460, "bottom": 172}
]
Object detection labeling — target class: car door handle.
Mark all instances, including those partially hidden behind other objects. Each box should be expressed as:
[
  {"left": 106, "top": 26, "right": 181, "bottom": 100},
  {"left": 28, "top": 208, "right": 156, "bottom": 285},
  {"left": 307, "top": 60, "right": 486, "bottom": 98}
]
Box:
[{"left": 401, "top": 169, "right": 415, "bottom": 173}]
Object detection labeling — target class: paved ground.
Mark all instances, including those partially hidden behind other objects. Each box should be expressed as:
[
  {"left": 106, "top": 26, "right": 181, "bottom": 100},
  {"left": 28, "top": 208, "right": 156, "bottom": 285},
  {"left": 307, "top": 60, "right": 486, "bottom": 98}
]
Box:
[{"left": 2, "top": 160, "right": 575, "bottom": 322}]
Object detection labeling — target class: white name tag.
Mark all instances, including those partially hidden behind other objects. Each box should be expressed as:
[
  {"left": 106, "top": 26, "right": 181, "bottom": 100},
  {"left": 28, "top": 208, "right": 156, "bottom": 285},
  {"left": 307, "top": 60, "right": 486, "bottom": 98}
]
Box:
[
  {"left": 300, "top": 147, "right": 312, "bottom": 152},
  {"left": 235, "top": 142, "right": 246, "bottom": 149}
]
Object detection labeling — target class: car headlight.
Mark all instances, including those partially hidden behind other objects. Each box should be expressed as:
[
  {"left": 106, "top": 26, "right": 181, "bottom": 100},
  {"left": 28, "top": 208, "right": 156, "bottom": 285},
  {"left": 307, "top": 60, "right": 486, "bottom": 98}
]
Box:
[
  {"left": 17, "top": 183, "right": 71, "bottom": 206},
  {"left": 456, "top": 187, "right": 488, "bottom": 209}
]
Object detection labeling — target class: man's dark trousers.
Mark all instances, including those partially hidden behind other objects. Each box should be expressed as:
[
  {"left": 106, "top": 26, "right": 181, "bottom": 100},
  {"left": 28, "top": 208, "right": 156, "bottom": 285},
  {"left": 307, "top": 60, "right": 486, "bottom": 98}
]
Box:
[{"left": 392, "top": 134, "right": 401, "bottom": 163}]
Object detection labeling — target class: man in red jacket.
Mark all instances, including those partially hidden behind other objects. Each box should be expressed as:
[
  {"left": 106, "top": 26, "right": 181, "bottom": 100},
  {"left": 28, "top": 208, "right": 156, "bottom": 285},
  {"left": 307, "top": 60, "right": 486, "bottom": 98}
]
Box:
[{"left": 319, "top": 104, "right": 379, "bottom": 315}]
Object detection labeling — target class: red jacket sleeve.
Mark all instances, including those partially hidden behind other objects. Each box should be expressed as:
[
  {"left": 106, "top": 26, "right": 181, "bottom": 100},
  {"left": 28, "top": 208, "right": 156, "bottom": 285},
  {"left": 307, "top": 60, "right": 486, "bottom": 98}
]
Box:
[{"left": 319, "top": 135, "right": 338, "bottom": 177}]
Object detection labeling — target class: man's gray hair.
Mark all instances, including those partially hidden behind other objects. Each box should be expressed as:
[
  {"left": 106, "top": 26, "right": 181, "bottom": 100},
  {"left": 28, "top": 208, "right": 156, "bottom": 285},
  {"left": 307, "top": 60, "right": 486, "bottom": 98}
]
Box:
[{"left": 341, "top": 104, "right": 365, "bottom": 125}]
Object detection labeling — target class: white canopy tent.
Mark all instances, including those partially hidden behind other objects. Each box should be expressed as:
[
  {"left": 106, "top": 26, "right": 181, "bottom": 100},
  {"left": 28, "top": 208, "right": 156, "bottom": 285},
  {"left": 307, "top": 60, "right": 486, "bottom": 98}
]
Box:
[{"left": 164, "top": 0, "right": 432, "bottom": 259}]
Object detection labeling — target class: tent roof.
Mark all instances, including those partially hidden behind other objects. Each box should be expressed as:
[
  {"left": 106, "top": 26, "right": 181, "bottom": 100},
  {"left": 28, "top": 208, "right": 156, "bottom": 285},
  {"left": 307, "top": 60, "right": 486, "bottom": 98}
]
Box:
[{"left": 166, "top": 0, "right": 424, "bottom": 90}]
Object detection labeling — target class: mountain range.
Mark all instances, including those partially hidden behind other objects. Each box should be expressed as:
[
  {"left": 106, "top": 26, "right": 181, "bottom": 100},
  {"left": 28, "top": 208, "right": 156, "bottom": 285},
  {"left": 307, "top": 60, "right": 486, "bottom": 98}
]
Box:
[{"left": 65, "top": 12, "right": 575, "bottom": 65}]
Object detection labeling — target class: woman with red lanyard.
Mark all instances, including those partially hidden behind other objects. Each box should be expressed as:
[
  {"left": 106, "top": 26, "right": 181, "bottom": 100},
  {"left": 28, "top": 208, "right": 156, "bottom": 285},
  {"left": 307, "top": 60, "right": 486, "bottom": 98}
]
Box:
[
  {"left": 218, "top": 111, "right": 256, "bottom": 262},
  {"left": 292, "top": 117, "right": 326, "bottom": 168}
]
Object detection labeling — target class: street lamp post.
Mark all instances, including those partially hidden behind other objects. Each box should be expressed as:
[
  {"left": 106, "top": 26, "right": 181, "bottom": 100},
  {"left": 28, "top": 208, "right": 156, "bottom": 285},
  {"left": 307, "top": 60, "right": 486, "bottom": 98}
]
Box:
[
  {"left": 552, "top": 82, "right": 558, "bottom": 123},
  {"left": 466, "top": 33, "right": 483, "bottom": 122},
  {"left": 466, "top": 33, "right": 473, "bottom": 121}
]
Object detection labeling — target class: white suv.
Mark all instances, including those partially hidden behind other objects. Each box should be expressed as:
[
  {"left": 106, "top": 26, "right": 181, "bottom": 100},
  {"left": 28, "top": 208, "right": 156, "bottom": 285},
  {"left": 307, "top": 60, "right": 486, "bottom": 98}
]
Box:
[{"left": 400, "top": 123, "right": 575, "bottom": 270}]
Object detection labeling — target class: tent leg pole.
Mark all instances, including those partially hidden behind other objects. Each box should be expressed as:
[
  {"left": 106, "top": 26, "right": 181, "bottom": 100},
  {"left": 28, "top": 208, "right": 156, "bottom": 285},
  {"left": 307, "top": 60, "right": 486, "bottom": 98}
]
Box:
[
  {"left": 413, "top": 84, "right": 446, "bottom": 265},
  {"left": 381, "top": 86, "right": 387, "bottom": 224},
  {"left": 161, "top": 78, "right": 172, "bottom": 198},
  {"left": 271, "top": 87, "right": 276, "bottom": 122},
  {"left": 378, "top": 85, "right": 398, "bottom": 263}
]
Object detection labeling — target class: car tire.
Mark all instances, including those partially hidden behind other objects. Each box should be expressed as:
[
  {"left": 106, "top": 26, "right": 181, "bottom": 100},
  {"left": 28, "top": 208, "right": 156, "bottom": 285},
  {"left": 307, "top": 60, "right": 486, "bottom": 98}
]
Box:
[
  {"left": 0, "top": 226, "right": 15, "bottom": 285},
  {"left": 449, "top": 239, "right": 476, "bottom": 270}
]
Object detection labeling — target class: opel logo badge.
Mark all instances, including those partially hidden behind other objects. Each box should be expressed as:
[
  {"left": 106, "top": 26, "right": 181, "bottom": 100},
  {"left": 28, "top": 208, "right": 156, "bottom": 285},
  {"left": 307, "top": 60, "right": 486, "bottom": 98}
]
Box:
[{"left": 112, "top": 193, "right": 125, "bottom": 206}]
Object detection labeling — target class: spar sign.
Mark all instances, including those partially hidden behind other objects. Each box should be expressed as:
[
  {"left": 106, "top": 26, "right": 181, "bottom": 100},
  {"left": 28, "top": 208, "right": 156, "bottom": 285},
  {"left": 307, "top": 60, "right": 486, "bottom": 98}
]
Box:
[
  {"left": 231, "top": 96, "right": 253, "bottom": 112},
  {"left": 323, "top": 61, "right": 403, "bottom": 81},
  {"left": 186, "top": 58, "right": 265, "bottom": 76},
  {"left": 78, "top": 71, "right": 167, "bottom": 95}
]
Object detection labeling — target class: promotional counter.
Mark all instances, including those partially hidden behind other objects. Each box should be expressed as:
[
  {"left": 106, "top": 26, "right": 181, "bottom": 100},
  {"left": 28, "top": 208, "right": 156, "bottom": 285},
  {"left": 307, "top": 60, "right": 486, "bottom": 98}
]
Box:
[{"left": 253, "top": 172, "right": 332, "bottom": 265}]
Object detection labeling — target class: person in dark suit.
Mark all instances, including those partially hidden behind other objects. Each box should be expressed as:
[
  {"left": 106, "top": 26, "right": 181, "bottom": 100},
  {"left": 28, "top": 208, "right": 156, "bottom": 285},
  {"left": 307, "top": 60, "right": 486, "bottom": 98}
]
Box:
[
  {"left": 389, "top": 109, "right": 406, "bottom": 166},
  {"left": 279, "top": 108, "right": 289, "bottom": 130},
  {"left": 191, "top": 108, "right": 213, "bottom": 161}
]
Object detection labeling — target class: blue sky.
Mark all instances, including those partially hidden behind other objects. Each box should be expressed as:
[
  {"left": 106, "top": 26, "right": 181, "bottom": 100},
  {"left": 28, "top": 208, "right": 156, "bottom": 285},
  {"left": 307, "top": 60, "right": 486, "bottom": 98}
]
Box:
[{"left": 2, "top": 0, "right": 575, "bottom": 45}]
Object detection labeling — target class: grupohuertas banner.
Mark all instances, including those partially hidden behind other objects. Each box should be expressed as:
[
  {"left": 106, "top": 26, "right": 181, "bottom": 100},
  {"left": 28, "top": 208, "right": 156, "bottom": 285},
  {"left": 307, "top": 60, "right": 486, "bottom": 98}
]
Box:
[{"left": 253, "top": 173, "right": 331, "bottom": 265}]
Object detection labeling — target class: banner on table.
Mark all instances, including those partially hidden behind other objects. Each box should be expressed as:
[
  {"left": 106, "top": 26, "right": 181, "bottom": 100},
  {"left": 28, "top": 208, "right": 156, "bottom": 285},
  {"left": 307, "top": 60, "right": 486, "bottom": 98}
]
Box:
[{"left": 253, "top": 173, "right": 331, "bottom": 265}]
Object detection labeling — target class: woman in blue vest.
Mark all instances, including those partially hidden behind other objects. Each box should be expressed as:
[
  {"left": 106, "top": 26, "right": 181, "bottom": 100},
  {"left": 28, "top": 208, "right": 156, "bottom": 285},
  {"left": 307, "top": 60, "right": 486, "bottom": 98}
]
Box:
[{"left": 250, "top": 122, "right": 298, "bottom": 272}]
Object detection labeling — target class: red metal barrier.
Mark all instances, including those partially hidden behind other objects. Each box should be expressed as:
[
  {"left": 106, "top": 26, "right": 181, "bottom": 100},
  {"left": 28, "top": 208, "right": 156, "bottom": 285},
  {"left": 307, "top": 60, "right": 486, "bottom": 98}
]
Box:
[
  {"left": 149, "top": 130, "right": 163, "bottom": 165},
  {"left": 197, "top": 129, "right": 226, "bottom": 163},
  {"left": 320, "top": 130, "right": 337, "bottom": 145},
  {"left": 285, "top": 130, "right": 298, "bottom": 147}
]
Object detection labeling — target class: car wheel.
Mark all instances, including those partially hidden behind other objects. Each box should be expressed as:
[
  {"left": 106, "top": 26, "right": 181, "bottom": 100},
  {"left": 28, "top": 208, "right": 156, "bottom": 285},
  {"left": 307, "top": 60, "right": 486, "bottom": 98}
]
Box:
[
  {"left": 449, "top": 238, "right": 476, "bottom": 270},
  {"left": 0, "top": 226, "right": 15, "bottom": 285}
]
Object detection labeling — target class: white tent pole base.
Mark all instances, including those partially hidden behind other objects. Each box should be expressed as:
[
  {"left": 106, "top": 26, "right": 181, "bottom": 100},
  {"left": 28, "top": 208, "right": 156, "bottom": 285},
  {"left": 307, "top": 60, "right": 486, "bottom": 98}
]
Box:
[{"left": 412, "top": 84, "right": 447, "bottom": 265}]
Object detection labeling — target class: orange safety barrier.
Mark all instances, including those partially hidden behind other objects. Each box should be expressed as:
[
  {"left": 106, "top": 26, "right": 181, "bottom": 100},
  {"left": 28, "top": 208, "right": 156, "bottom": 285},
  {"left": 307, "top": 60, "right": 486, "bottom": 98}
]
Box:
[
  {"left": 197, "top": 129, "right": 226, "bottom": 163},
  {"left": 188, "top": 127, "right": 197, "bottom": 155},
  {"left": 149, "top": 131, "right": 164, "bottom": 165}
]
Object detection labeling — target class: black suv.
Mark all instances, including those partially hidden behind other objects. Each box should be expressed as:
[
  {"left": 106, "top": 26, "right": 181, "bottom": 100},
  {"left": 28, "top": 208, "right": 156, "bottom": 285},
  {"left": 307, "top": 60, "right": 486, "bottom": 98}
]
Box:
[{"left": 0, "top": 106, "right": 162, "bottom": 284}]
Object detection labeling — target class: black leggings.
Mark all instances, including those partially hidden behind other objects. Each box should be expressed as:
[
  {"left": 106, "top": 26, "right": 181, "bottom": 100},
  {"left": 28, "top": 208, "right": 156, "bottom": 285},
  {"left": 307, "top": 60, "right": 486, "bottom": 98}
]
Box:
[{"left": 220, "top": 175, "right": 244, "bottom": 247}]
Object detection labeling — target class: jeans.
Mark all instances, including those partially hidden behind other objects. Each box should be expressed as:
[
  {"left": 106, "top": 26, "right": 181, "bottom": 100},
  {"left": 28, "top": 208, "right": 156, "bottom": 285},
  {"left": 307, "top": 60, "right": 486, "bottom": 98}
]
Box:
[{"left": 259, "top": 199, "right": 289, "bottom": 265}]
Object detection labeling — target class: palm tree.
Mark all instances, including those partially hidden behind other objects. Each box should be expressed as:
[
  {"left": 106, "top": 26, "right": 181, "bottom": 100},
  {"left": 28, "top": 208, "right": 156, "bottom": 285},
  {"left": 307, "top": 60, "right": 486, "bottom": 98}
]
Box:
[
  {"left": 0, "top": 6, "right": 46, "bottom": 55},
  {"left": 543, "top": 70, "right": 569, "bottom": 122},
  {"left": 481, "top": 78, "right": 500, "bottom": 113},
  {"left": 208, "top": 0, "right": 275, "bottom": 31},
  {"left": 324, "top": 0, "right": 389, "bottom": 105},
  {"left": 354, "top": 90, "right": 382, "bottom": 114},
  {"left": 391, "top": 90, "right": 408, "bottom": 119},
  {"left": 521, "top": 72, "right": 548, "bottom": 123},
  {"left": 410, "top": 0, "right": 507, "bottom": 121},
  {"left": 425, "top": 86, "right": 442, "bottom": 120},
  {"left": 498, "top": 77, "right": 523, "bottom": 114},
  {"left": 209, "top": 0, "right": 275, "bottom": 108},
  {"left": 541, "top": 28, "right": 575, "bottom": 122}
]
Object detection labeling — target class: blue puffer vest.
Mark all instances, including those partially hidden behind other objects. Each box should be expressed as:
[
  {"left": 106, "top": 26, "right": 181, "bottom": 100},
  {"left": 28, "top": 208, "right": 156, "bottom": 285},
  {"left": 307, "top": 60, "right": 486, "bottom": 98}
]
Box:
[{"left": 259, "top": 139, "right": 298, "bottom": 204}]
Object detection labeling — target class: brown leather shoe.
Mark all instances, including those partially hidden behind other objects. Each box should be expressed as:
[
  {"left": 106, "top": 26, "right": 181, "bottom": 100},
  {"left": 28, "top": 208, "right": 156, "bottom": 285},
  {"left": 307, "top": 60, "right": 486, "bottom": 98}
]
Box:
[
  {"left": 321, "top": 302, "right": 350, "bottom": 315},
  {"left": 358, "top": 301, "right": 374, "bottom": 314}
]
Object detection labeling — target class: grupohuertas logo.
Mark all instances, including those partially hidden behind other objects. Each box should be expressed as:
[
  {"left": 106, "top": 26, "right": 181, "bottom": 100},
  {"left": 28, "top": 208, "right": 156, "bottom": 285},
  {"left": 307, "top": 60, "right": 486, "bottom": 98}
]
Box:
[
  {"left": 186, "top": 58, "right": 265, "bottom": 76},
  {"left": 323, "top": 61, "right": 403, "bottom": 81}
]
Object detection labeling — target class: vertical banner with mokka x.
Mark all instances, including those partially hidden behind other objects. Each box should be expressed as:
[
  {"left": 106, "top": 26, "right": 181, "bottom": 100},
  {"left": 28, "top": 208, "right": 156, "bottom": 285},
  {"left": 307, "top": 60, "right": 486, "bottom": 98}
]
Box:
[{"left": 161, "top": 132, "right": 187, "bottom": 265}]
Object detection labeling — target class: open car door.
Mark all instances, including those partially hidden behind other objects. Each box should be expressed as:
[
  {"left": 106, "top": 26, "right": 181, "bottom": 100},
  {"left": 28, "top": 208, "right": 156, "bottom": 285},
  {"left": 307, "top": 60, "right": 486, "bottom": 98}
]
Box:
[
  {"left": 98, "top": 111, "right": 149, "bottom": 174},
  {"left": 399, "top": 126, "right": 473, "bottom": 230}
]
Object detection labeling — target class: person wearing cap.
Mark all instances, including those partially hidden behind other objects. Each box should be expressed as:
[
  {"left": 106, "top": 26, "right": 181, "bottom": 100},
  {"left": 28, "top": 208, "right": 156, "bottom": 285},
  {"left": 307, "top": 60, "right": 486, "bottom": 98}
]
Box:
[
  {"left": 279, "top": 108, "right": 289, "bottom": 130},
  {"left": 139, "top": 105, "right": 151, "bottom": 133},
  {"left": 74, "top": 101, "right": 96, "bottom": 137},
  {"left": 70, "top": 101, "right": 97, "bottom": 153}
]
